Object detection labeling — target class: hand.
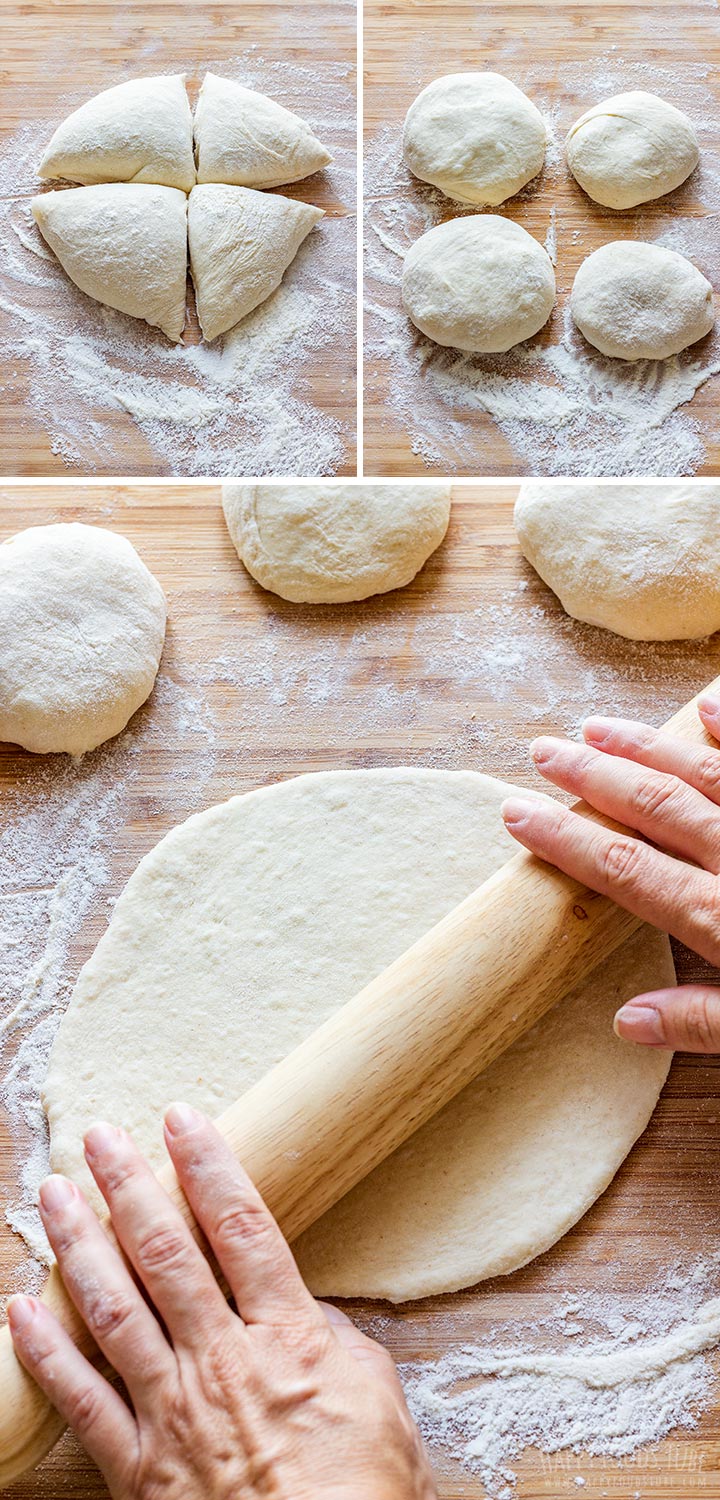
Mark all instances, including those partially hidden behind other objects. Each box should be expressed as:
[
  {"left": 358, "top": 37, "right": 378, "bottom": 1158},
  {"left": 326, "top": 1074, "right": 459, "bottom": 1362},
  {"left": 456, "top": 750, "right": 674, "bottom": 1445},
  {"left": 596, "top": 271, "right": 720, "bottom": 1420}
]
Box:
[
  {"left": 500, "top": 692, "right": 720, "bottom": 1054},
  {"left": 7, "top": 1107, "right": 437, "bottom": 1500}
]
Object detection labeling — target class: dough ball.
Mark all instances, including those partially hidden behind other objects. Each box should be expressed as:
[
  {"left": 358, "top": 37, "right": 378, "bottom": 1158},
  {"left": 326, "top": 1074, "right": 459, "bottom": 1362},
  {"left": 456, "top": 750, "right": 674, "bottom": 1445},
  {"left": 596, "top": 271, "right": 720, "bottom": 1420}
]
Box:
[
  {"left": 570, "top": 240, "right": 715, "bottom": 360},
  {"left": 222, "top": 483, "right": 452, "bottom": 602},
  {"left": 403, "top": 72, "right": 546, "bottom": 205},
  {"left": 43, "top": 768, "right": 673, "bottom": 1301},
  {"left": 0, "top": 523, "right": 167, "bottom": 755},
  {"left": 566, "top": 90, "right": 699, "bottom": 210},
  {"left": 515, "top": 480, "right": 720, "bottom": 640},
  {"left": 403, "top": 214, "right": 555, "bottom": 352}
]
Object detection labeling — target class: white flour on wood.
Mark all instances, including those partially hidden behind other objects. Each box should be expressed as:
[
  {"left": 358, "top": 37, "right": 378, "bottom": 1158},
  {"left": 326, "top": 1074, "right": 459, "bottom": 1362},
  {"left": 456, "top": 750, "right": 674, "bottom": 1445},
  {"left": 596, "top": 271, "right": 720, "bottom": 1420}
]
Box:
[
  {"left": 0, "top": 53, "right": 355, "bottom": 475},
  {"left": 365, "top": 53, "right": 720, "bottom": 474}
]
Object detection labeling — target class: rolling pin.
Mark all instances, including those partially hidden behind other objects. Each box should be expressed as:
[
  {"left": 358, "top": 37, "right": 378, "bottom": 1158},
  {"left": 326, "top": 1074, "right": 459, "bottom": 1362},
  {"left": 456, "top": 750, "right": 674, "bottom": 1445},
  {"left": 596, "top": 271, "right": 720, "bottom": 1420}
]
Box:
[{"left": 1, "top": 678, "right": 719, "bottom": 1486}]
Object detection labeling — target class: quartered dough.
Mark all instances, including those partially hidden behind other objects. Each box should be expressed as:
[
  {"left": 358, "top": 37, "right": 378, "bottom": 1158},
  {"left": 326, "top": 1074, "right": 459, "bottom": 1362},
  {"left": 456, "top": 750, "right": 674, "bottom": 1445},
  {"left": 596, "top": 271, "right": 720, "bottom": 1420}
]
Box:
[
  {"left": 403, "top": 72, "right": 546, "bottom": 206},
  {"left": 570, "top": 241, "right": 715, "bottom": 361},
  {"left": 194, "top": 73, "right": 332, "bottom": 188},
  {"left": 566, "top": 90, "right": 699, "bottom": 210},
  {"left": 515, "top": 480, "right": 720, "bottom": 640},
  {"left": 188, "top": 185, "right": 323, "bottom": 341},
  {"left": 44, "top": 769, "right": 673, "bottom": 1302},
  {"left": 221, "top": 482, "right": 452, "bottom": 601},
  {"left": 32, "top": 183, "right": 188, "bottom": 342},
  {"left": 39, "top": 74, "right": 196, "bottom": 193},
  {"left": 0, "top": 523, "right": 166, "bottom": 756}
]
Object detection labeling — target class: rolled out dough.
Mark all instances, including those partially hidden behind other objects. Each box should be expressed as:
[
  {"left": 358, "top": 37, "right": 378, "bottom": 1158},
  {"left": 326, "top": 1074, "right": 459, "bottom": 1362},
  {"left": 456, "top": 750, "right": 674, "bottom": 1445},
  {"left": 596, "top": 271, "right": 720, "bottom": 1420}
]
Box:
[{"left": 44, "top": 770, "right": 673, "bottom": 1302}]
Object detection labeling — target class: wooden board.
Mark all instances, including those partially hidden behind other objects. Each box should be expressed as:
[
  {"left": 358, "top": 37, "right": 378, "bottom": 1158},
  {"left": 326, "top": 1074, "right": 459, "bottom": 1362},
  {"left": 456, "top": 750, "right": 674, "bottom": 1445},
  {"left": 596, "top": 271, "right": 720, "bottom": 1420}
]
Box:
[
  {"left": 1, "top": 486, "right": 720, "bottom": 1498},
  {"left": 0, "top": 0, "right": 356, "bottom": 477},
  {"left": 363, "top": 0, "right": 720, "bottom": 477}
]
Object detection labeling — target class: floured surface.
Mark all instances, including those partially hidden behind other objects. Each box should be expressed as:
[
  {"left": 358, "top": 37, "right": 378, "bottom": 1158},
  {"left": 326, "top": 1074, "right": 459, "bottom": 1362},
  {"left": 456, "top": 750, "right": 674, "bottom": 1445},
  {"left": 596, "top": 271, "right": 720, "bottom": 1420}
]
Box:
[
  {"left": 2, "top": 488, "right": 720, "bottom": 1498},
  {"left": 364, "top": 0, "right": 720, "bottom": 475},
  {"left": 0, "top": 2, "right": 355, "bottom": 475}
]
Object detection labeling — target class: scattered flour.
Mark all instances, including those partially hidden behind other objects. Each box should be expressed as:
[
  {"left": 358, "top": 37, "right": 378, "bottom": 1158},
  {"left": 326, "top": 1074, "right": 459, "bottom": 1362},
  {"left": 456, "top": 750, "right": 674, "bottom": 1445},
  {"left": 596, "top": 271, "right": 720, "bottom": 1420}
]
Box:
[
  {"left": 365, "top": 52, "right": 720, "bottom": 474},
  {"left": 0, "top": 51, "right": 355, "bottom": 475}
]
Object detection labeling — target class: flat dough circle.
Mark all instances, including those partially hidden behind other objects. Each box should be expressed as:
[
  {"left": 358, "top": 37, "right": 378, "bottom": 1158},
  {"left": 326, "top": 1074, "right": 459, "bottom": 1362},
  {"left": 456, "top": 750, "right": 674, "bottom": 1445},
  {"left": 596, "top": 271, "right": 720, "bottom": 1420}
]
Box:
[
  {"left": 515, "top": 480, "right": 720, "bottom": 640},
  {"left": 221, "top": 483, "right": 452, "bottom": 602},
  {"left": 403, "top": 72, "right": 546, "bottom": 206},
  {"left": 44, "top": 769, "right": 673, "bottom": 1301},
  {"left": 565, "top": 91, "right": 699, "bottom": 211},
  {"left": 403, "top": 215, "right": 555, "bottom": 352},
  {"left": 0, "top": 523, "right": 167, "bottom": 755},
  {"left": 571, "top": 241, "right": 715, "bottom": 361}
]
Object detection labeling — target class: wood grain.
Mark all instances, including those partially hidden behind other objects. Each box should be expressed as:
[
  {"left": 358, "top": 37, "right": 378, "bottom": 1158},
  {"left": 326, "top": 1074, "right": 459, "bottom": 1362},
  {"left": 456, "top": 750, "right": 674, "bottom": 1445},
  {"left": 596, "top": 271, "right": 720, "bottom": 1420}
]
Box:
[
  {"left": 363, "top": 0, "right": 720, "bottom": 477},
  {"left": 1, "top": 487, "right": 720, "bottom": 1498},
  {"left": 0, "top": 0, "right": 357, "bottom": 477}
]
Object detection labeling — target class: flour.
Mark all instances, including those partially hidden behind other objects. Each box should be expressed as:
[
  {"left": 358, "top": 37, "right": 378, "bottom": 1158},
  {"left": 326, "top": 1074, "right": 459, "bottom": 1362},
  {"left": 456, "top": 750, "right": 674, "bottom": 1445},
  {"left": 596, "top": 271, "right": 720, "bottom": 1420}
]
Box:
[
  {"left": 365, "top": 51, "right": 720, "bottom": 474},
  {"left": 0, "top": 52, "right": 355, "bottom": 475},
  {"left": 0, "top": 675, "right": 217, "bottom": 1278}
]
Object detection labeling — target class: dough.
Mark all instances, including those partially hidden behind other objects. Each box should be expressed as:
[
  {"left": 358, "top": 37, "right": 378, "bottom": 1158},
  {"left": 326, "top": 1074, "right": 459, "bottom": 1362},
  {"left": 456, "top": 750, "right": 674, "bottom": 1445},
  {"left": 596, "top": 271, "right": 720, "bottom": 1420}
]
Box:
[
  {"left": 38, "top": 75, "right": 196, "bottom": 193},
  {"left": 0, "top": 523, "right": 166, "bottom": 755},
  {"left": 188, "top": 185, "right": 323, "bottom": 342},
  {"left": 566, "top": 91, "right": 699, "bottom": 210},
  {"left": 221, "top": 482, "right": 452, "bottom": 602},
  {"left": 515, "top": 480, "right": 720, "bottom": 641},
  {"left": 403, "top": 214, "right": 555, "bottom": 352},
  {"left": 43, "top": 769, "right": 673, "bottom": 1301},
  {"left": 32, "top": 184, "right": 188, "bottom": 342},
  {"left": 403, "top": 72, "right": 546, "bottom": 205},
  {"left": 571, "top": 241, "right": 715, "bottom": 360},
  {"left": 194, "top": 73, "right": 332, "bottom": 188}
]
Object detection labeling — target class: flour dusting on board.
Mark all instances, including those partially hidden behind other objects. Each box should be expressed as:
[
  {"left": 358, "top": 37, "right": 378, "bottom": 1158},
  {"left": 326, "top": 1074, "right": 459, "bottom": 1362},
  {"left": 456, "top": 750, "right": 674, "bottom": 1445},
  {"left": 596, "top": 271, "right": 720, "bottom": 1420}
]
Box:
[
  {"left": 365, "top": 51, "right": 720, "bottom": 474},
  {"left": 0, "top": 51, "right": 355, "bottom": 475},
  {"left": 0, "top": 677, "right": 216, "bottom": 1276}
]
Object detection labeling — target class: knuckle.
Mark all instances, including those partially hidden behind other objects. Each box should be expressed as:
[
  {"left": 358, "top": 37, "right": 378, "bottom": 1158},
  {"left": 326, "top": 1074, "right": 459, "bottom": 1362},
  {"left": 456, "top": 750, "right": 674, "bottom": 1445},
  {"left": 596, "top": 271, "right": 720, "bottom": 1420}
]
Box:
[
  {"left": 66, "top": 1382, "right": 104, "bottom": 1436},
  {"left": 599, "top": 836, "right": 646, "bottom": 890},
  {"left": 681, "top": 992, "right": 720, "bottom": 1050},
  {"left": 135, "top": 1223, "right": 191, "bottom": 1277},
  {"left": 696, "top": 751, "right": 720, "bottom": 800},
  {"left": 213, "top": 1198, "right": 275, "bottom": 1253},
  {"left": 630, "top": 772, "right": 682, "bottom": 821},
  {"left": 85, "top": 1288, "right": 136, "bottom": 1342}
]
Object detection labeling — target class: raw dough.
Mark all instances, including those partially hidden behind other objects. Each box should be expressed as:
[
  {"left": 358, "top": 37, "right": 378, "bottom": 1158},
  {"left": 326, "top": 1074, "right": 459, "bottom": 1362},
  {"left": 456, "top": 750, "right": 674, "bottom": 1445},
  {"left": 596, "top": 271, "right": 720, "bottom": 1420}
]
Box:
[
  {"left": 403, "top": 215, "right": 555, "bottom": 351},
  {"left": 403, "top": 72, "right": 546, "bottom": 206},
  {"left": 32, "top": 183, "right": 188, "bottom": 342},
  {"left": 570, "top": 241, "right": 715, "bottom": 361},
  {"left": 0, "top": 523, "right": 166, "bottom": 755},
  {"left": 221, "top": 482, "right": 452, "bottom": 602},
  {"left": 38, "top": 74, "right": 196, "bottom": 193},
  {"left": 566, "top": 91, "right": 699, "bottom": 210},
  {"left": 515, "top": 480, "right": 720, "bottom": 641},
  {"left": 194, "top": 73, "right": 332, "bottom": 188},
  {"left": 44, "top": 769, "right": 673, "bottom": 1301},
  {"left": 188, "top": 185, "right": 323, "bottom": 342}
]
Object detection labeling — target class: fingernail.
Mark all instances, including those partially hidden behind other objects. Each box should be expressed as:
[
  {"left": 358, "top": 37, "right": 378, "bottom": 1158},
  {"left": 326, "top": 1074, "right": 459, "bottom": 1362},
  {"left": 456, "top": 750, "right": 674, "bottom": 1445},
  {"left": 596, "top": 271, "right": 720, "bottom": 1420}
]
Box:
[
  {"left": 614, "top": 1002, "right": 666, "bottom": 1046},
  {"left": 7, "top": 1295, "right": 37, "bottom": 1331},
  {"left": 583, "top": 716, "right": 614, "bottom": 744},
  {"left": 83, "top": 1122, "right": 120, "bottom": 1159},
  {"left": 165, "top": 1102, "right": 202, "bottom": 1136},
  {"left": 529, "top": 736, "right": 558, "bottom": 766},
  {"left": 501, "top": 797, "right": 536, "bottom": 827},
  {"left": 39, "top": 1176, "right": 76, "bottom": 1212},
  {"left": 698, "top": 693, "right": 720, "bottom": 717}
]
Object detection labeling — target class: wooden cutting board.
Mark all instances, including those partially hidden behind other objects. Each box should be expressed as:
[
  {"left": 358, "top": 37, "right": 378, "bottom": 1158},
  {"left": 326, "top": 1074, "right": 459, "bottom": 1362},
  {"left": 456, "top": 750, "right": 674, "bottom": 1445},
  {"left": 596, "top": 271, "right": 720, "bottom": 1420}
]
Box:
[
  {"left": 363, "top": 0, "right": 720, "bottom": 477},
  {"left": 0, "top": 0, "right": 356, "bottom": 477},
  {"left": 1, "top": 486, "right": 720, "bottom": 1499}
]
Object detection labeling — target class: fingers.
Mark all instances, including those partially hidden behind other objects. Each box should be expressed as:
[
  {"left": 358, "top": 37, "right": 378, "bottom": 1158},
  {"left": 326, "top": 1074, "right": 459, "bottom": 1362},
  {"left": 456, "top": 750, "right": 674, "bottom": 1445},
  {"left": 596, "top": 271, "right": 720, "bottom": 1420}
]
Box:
[
  {"left": 615, "top": 985, "right": 720, "bottom": 1053},
  {"left": 36, "top": 1173, "right": 171, "bottom": 1404},
  {"left": 582, "top": 711, "right": 720, "bottom": 809},
  {"left": 7, "top": 1294, "right": 135, "bottom": 1487},
  {"left": 318, "top": 1302, "right": 404, "bottom": 1394},
  {"left": 500, "top": 795, "right": 720, "bottom": 964},
  {"left": 164, "top": 1104, "right": 322, "bottom": 1328},
  {"left": 84, "top": 1122, "right": 230, "bottom": 1352},
  {"left": 529, "top": 735, "right": 720, "bottom": 873}
]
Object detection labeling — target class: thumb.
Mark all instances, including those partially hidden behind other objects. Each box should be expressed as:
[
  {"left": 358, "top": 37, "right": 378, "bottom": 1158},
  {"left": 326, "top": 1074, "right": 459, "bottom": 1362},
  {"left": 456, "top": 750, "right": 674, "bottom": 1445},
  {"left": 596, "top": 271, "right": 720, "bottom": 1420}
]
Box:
[{"left": 615, "top": 986, "right": 720, "bottom": 1052}]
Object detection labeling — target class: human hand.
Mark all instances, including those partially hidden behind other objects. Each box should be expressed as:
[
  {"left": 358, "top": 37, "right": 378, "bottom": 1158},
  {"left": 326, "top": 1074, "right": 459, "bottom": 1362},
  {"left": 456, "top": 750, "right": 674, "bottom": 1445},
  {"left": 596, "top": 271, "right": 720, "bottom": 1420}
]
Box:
[
  {"left": 501, "top": 693, "right": 720, "bottom": 1054},
  {"left": 7, "top": 1107, "right": 437, "bottom": 1500}
]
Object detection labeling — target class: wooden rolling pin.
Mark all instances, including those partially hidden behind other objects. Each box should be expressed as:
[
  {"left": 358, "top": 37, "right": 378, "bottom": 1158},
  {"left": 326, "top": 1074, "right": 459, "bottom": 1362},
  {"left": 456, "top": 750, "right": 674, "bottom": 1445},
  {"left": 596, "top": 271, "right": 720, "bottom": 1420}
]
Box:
[{"left": 1, "top": 679, "right": 718, "bottom": 1486}]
